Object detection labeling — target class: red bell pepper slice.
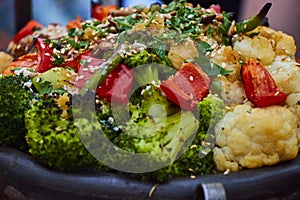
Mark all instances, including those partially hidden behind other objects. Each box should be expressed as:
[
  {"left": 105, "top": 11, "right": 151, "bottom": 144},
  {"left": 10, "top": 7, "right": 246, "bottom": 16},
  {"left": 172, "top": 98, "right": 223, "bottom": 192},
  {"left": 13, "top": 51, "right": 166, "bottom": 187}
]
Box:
[
  {"left": 35, "top": 38, "right": 54, "bottom": 73},
  {"left": 76, "top": 55, "right": 134, "bottom": 104},
  {"left": 92, "top": 5, "right": 117, "bottom": 21},
  {"left": 241, "top": 58, "right": 287, "bottom": 107},
  {"left": 13, "top": 20, "right": 43, "bottom": 43},
  {"left": 63, "top": 50, "right": 91, "bottom": 72},
  {"left": 160, "top": 62, "right": 210, "bottom": 110},
  {"left": 3, "top": 53, "right": 39, "bottom": 76},
  {"left": 66, "top": 16, "right": 82, "bottom": 30}
]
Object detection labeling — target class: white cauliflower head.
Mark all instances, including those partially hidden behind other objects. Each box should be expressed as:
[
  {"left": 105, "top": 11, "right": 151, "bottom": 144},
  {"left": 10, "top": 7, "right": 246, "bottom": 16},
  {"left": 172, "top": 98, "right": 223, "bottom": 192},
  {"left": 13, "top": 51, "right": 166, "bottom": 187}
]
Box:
[
  {"left": 266, "top": 56, "right": 300, "bottom": 95},
  {"left": 233, "top": 26, "right": 297, "bottom": 66},
  {"left": 213, "top": 104, "right": 299, "bottom": 172}
]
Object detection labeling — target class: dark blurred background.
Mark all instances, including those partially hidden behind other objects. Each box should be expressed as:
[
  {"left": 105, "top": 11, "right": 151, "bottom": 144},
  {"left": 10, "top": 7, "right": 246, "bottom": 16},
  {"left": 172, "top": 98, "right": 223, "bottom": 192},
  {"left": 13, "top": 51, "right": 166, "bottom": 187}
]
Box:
[{"left": 0, "top": 0, "right": 299, "bottom": 57}]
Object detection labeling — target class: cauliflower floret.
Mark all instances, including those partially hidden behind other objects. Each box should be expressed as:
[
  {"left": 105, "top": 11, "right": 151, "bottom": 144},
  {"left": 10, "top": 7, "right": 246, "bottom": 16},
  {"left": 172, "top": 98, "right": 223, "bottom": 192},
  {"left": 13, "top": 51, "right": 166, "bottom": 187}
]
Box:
[
  {"left": 233, "top": 26, "right": 297, "bottom": 66},
  {"left": 0, "top": 52, "right": 13, "bottom": 73},
  {"left": 233, "top": 35, "right": 275, "bottom": 66},
  {"left": 286, "top": 93, "right": 300, "bottom": 130},
  {"left": 217, "top": 76, "right": 246, "bottom": 106},
  {"left": 287, "top": 93, "right": 300, "bottom": 116},
  {"left": 213, "top": 104, "right": 299, "bottom": 172},
  {"left": 252, "top": 26, "right": 297, "bottom": 57},
  {"left": 266, "top": 56, "right": 300, "bottom": 94},
  {"left": 211, "top": 46, "right": 242, "bottom": 82},
  {"left": 168, "top": 38, "right": 198, "bottom": 70}
]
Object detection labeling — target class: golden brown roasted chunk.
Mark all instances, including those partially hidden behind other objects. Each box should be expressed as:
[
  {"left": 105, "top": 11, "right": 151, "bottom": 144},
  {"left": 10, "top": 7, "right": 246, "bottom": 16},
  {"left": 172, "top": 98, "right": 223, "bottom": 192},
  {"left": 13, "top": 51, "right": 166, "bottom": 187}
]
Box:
[{"left": 213, "top": 104, "right": 299, "bottom": 172}]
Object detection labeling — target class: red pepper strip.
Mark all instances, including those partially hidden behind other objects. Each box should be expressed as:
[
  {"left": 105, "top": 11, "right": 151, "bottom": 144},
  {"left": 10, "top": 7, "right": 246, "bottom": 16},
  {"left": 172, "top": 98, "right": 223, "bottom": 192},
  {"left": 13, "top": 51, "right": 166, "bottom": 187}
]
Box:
[
  {"left": 63, "top": 50, "right": 91, "bottom": 72},
  {"left": 160, "top": 62, "right": 210, "bottom": 110},
  {"left": 242, "top": 58, "right": 287, "bottom": 107},
  {"left": 66, "top": 16, "right": 82, "bottom": 30},
  {"left": 97, "top": 63, "right": 134, "bottom": 104},
  {"left": 2, "top": 53, "right": 39, "bottom": 76},
  {"left": 92, "top": 5, "right": 117, "bottom": 21},
  {"left": 75, "top": 55, "right": 104, "bottom": 89},
  {"left": 35, "top": 38, "right": 54, "bottom": 73},
  {"left": 13, "top": 20, "right": 43, "bottom": 43},
  {"left": 76, "top": 55, "right": 134, "bottom": 104}
]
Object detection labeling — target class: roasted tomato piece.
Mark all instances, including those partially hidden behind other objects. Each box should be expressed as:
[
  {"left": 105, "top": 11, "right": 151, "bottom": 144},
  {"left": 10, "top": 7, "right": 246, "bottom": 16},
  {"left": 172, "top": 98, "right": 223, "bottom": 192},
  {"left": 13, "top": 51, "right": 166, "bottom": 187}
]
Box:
[
  {"left": 160, "top": 62, "right": 210, "bottom": 110},
  {"left": 35, "top": 38, "right": 54, "bottom": 73},
  {"left": 13, "top": 20, "right": 43, "bottom": 43},
  {"left": 92, "top": 5, "right": 117, "bottom": 21},
  {"left": 3, "top": 53, "right": 39, "bottom": 76},
  {"left": 242, "top": 58, "right": 287, "bottom": 107},
  {"left": 76, "top": 55, "right": 134, "bottom": 104}
]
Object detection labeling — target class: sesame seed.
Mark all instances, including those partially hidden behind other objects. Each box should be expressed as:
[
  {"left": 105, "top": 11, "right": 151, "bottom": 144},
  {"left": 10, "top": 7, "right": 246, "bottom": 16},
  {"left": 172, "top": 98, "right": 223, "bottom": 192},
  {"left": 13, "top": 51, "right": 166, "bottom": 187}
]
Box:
[
  {"left": 61, "top": 48, "right": 66, "bottom": 54},
  {"left": 76, "top": 75, "right": 84, "bottom": 81},
  {"left": 224, "top": 168, "right": 230, "bottom": 175}
]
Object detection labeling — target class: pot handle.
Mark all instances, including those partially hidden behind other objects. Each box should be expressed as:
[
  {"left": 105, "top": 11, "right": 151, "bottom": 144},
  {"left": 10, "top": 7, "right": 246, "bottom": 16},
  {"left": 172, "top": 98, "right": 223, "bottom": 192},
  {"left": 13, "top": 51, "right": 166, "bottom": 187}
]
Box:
[{"left": 194, "top": 182, "right": 226, "bottom": 200}]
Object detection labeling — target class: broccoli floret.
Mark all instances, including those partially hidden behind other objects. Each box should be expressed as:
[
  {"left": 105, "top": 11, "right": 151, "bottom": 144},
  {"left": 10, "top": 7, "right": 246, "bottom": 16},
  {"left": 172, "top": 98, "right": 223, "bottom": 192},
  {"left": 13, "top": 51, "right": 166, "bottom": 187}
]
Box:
[
  {"left": 25, "top": 92, "right": 108, "bottom": 171},
  {"left": 197, "top": 94, "right": 226, "bottom": 134},
  {"left": 134, "top": 94, "right": 226, "bottom": 182},
  {"left": 123, "top": 49, "right": 172, "bottom": 68},
  {"left": 0, "top": 74, "right": 34, "bottom": 151},
  {"left": 106, "top": 84, "right": 198, "bottom": 182},
  {"left": 114, "top": 107, "right": 200, "bottom": 181}
]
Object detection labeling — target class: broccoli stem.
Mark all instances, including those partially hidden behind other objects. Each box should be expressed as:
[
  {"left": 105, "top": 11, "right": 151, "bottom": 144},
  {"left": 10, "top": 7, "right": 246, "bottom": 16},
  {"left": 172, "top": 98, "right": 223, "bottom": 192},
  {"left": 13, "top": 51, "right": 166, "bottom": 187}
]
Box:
[{"left": 161, "top": 111, "right": 199, "bottom": 163}]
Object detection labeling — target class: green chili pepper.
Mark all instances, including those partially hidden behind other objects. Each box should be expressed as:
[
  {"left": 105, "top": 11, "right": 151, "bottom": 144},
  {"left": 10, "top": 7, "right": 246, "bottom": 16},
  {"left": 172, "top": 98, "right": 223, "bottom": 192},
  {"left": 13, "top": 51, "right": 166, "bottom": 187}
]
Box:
[{"left": 236, "top": 3, "right": 272, "bottom": 34}]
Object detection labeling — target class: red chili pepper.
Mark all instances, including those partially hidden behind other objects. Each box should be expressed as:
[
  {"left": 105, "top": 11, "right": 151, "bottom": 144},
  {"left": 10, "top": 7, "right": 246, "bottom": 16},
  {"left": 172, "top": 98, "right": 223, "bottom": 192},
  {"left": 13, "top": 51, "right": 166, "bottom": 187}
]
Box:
[
  {"left": 160, "top": 62, "right": 210, "bottom": 110},
  {"left": 35, "top": 38, "right": 54, "bottom": 73},
  {"left": 13, "top": 20, "right": 43, "bottom": 43},
  {"left": 242, "top": 58, "right": 287, "bottom": 107},
  {"left": 76, "top": 55, "right": 134, "bottom": 104},
  {"left": 92, "top": 5, "right": 117, "bottom": 21}
]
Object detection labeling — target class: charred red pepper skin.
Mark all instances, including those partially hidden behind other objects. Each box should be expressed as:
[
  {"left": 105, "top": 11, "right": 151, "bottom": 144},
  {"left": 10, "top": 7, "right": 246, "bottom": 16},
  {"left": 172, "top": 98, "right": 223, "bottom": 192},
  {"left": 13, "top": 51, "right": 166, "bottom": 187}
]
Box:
[
  {"left": 13, "top": 20, "right": 43, "bottom": 43},
  {"left": 76, "top": 55, "right": 134, "bottom": 104},
  {"left": 35, "top": 38, "right": 54, "bottom": 73},
  {"left": 160, "top": 62, "right": 210, "bottom": 110},
  {"left": 242, "top": 58, "right": 287, "bottom": 107}
]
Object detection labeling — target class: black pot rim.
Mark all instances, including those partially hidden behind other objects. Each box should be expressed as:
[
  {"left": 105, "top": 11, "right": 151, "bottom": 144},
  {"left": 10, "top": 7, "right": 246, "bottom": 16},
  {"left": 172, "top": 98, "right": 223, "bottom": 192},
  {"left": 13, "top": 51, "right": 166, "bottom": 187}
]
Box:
[{"left": 1, "top": 146, "right": 300, "bottom": 200}]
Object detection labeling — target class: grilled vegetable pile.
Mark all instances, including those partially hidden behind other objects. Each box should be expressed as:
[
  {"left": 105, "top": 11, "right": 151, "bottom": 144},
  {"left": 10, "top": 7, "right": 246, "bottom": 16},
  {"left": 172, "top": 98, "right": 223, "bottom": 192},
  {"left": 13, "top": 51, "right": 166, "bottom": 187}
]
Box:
[{"left": 0, "top": 0, "right": 299, "bottom": 182}]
